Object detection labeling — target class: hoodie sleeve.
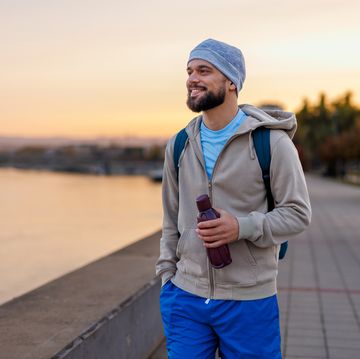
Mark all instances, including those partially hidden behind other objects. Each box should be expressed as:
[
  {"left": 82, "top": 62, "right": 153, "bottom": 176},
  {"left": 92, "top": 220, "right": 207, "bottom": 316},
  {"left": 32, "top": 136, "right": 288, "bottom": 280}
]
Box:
[
  {"left": 155, "top": 136, "right": 179, "bottom": 285},
  {"left": 237, "top": 133, "right": 311, "bottom": 248}
]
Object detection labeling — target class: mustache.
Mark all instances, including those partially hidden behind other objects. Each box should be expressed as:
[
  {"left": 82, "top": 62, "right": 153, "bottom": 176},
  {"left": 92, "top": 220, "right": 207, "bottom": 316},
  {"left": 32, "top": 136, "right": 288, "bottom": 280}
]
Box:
[
  {"left": 187, "top": 86, "right": 207, "bottom": 95},
  {"left": 188, "top": 85, "right": 207, "bottom": 90}
]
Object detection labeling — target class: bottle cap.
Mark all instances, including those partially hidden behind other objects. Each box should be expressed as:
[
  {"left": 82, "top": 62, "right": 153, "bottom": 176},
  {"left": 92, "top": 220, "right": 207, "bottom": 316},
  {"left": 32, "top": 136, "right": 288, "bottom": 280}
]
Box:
[{"left": 196, "top": 194, "right": 211, "bottom": 212}]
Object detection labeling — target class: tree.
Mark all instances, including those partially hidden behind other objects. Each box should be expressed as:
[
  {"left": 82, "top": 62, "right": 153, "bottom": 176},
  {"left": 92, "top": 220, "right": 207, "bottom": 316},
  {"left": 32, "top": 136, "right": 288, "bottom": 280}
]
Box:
[{"left": 296, "top": 91, "right": 360, "bottom": 176}]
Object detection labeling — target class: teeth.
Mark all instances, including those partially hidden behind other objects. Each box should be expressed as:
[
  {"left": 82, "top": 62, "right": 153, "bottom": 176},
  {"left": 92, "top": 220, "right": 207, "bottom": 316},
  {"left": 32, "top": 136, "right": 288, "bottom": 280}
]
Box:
[{"left": 190, "top": 88, "right": 204, "bottom": 97}]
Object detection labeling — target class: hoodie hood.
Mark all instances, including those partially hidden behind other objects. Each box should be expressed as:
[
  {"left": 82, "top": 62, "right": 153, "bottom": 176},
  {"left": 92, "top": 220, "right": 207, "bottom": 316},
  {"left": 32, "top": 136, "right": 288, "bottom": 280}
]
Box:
[
  {"left": 185, "top": 104, "right": 297, "bottom": 140},
  {"left": 239, "top": 104, "right": 297, "bottom": 139}
]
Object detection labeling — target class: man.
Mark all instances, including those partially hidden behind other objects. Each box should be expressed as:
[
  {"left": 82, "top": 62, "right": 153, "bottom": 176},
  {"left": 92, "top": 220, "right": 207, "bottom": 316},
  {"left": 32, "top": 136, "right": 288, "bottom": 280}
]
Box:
[{"left": 156, "top": 38, "right": 311, "bottom": 358}]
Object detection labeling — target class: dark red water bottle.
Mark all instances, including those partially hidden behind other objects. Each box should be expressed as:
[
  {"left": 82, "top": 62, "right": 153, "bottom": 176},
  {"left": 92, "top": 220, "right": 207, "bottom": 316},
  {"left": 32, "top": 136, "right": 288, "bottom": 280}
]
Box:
[{"left": 196, "top": 194, "right": 232, "bottom": 269}]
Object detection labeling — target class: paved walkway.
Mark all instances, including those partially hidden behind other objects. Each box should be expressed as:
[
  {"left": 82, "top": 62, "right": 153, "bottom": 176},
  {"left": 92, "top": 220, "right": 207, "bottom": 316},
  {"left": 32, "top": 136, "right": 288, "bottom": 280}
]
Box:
[{"left": 150, "top": 175, "right": 360, "bottom": 359}]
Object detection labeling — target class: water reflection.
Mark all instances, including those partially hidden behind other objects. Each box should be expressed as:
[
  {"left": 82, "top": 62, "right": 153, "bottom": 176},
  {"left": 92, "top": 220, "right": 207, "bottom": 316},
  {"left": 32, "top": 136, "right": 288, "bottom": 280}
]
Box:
[{"left": 0, "top": 168, "right": 162, "bottom": 304}]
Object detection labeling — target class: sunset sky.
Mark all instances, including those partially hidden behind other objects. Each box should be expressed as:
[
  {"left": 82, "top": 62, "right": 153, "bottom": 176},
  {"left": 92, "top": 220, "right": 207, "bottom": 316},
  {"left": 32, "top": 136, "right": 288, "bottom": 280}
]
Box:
[{"left": 1, "top": 0, "right": 359, "bottom": 138}]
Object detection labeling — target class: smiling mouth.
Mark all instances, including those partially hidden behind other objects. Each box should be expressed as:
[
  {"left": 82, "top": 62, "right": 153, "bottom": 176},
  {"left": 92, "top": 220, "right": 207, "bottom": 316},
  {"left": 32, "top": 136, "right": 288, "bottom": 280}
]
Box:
[{"left": 189, "top": 87, "right": 206, "bottom": 98}]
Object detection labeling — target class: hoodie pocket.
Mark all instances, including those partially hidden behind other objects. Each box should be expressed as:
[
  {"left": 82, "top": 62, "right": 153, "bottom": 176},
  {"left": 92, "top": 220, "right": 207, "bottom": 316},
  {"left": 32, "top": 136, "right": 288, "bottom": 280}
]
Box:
[
  {"left": 214, "top": 239, "right": 257, "bottom": 287},
  {"left": 175, "top": 228, "right": 208, "bottom": 278}
]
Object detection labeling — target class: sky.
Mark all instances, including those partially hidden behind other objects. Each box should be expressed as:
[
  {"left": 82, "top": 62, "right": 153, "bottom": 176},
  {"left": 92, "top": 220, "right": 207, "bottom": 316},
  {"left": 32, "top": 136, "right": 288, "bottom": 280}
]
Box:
[{"left": 1, "top": 0, "right": 360, "bottom": 138}]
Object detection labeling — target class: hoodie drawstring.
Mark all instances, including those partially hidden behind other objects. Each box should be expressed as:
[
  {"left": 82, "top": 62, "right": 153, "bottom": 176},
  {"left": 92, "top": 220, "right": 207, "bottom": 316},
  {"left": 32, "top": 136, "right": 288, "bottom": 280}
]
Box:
[{"left": 248, "top": 131, "right": 256, "bottom": 160}]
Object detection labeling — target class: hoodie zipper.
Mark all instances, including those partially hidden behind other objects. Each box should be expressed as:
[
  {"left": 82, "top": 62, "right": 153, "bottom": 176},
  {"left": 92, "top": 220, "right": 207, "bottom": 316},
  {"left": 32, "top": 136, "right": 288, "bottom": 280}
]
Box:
[
  {"left": 190, "top": 136, "right": 215, "bottom": 301},
  {"left": 206, "top": 133, "right": 244, "bottom": 302},
  {"left": 193, "top": 130, "right": 247, "bottom": 302},
  {"left": 208, "top": 180, "right": 215, "bottom": 301}
]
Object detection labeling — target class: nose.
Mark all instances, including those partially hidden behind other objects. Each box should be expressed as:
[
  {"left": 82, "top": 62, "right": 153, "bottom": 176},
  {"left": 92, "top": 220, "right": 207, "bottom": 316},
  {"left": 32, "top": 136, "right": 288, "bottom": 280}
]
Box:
[{"left": 187, "top": 72, "right": 199, "bottom": 85}]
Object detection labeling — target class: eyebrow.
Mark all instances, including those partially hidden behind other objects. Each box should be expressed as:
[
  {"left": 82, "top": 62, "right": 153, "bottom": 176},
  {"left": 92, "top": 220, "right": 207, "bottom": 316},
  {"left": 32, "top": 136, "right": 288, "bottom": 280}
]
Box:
[{"left": 187, "top": 64, "right": 213, "bottom": 72}]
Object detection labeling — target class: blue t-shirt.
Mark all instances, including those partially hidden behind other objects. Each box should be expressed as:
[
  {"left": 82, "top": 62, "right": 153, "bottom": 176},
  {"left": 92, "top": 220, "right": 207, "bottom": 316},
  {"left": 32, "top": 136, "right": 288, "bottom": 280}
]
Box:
[{"left": 200, "top": 109, "right": 247, "bottom": 179}]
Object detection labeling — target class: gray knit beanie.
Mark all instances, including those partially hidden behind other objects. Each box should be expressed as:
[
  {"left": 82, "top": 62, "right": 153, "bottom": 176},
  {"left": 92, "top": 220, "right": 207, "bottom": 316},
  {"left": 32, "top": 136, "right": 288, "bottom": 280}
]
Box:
[{"left": 188, "top": 38, "right": 246, "bottom": 92}]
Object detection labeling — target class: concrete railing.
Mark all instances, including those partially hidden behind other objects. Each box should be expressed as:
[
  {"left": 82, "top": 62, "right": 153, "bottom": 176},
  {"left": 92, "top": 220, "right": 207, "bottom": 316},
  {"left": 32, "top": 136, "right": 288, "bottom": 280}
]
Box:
[
  {"left": 0, "top": 231, "right": 164, "bottom": 359},
  {"left": 53, "top": 279, "right": 163, "bottom": 359}
]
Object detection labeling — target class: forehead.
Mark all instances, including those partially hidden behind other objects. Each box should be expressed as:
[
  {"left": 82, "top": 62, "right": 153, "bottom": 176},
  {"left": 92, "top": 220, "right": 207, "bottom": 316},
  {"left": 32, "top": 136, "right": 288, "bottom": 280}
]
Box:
[{"left": 187, "top": 59, "right": 217, "bottom": 71}]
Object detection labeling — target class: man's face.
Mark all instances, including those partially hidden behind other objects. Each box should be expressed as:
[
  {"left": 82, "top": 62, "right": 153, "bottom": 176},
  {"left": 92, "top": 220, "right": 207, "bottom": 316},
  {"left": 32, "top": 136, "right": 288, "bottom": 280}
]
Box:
[{"left": 186, "top": 59, "right": 228, "bottom": 113}]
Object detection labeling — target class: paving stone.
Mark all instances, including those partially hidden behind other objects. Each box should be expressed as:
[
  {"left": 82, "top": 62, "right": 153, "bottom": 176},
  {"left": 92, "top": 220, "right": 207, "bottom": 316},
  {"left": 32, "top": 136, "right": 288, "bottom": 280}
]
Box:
[
  {"left": 286, "top": 344, "right": 327, "bottom": 357},
  {"left": 327, "top": 337, "right": 360, "bottom": 349},
  {"left": 325, "top": 329, "right": 360, "bottom": 340},
  {"left": 287, "top": 336, "right": 325, "bottom": 346},
  {"left": 328, "top": 347, "right": 360, "bottom": 359},
  {"left": 287, "top": 327, "right": 325, "bottom": 338}
]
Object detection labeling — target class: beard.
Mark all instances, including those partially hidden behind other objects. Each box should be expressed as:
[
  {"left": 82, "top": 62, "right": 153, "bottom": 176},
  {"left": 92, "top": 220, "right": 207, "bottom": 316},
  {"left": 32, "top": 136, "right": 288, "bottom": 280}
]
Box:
[{"left": 186, "top": 85, "right": 226, "bottom": 113}]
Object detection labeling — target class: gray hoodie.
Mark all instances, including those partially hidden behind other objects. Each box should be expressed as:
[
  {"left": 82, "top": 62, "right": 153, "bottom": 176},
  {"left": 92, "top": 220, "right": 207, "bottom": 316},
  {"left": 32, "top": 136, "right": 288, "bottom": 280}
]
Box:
[{"left": 156, "top": 104, "right": 311, "bottom": 300}]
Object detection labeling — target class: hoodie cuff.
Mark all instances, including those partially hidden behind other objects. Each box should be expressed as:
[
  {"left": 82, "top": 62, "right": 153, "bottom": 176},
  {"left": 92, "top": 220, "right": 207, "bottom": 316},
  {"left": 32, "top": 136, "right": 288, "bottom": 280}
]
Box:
[{"left": 236, "top": 216, "right": 256, "bottom": 240}]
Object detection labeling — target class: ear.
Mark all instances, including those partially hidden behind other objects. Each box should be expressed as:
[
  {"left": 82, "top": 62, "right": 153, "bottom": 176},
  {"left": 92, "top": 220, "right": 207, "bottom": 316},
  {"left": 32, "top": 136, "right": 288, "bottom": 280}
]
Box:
[{"left": 229, "top": 82, "right": 237, "bottom": 91}]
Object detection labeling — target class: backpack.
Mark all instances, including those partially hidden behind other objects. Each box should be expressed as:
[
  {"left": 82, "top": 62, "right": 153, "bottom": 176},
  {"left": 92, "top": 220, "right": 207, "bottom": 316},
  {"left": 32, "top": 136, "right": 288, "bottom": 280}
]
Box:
[{"left": 173, "top": 127, "right": 288, "bottom": 260}]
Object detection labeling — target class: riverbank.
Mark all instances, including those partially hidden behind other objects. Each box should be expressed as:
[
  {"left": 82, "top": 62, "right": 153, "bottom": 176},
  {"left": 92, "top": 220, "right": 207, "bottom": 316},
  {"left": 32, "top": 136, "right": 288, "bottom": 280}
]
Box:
[
  {"left": 0, "top": 160, "right": 164, "bottom": 176},
  {"left": 0, "top": 230, "right": 163, "bottom": 359}
]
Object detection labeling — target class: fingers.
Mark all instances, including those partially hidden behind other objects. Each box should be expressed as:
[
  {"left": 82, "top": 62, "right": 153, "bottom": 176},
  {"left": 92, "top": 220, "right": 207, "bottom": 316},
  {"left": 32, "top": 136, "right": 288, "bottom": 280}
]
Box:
[
  {"left": 196, "top": 226, "right": 223, "bottom": 237},
  {"left": 196, "top": 208, "right": 239, "bottom": 248},
  {"left": 197, "top": 218, "right": 221, "bottom": 229},
  {"left": 203, "top": 239, "right": 228, "bottom": 248},
  {"left": 196, "top": 219, "right": 224, "bottom": 243},
  {"left": 198, "top": 233, "right": 225, "bottom": 244},
  {"left": 196, "top": 226, "right": 227, "bottom": 248},
  {"left": 197, "top": 234, "right": 226, "bottom": 248},
  {"left": 198, "top": 231, "right": 228, "bottom": 248}
]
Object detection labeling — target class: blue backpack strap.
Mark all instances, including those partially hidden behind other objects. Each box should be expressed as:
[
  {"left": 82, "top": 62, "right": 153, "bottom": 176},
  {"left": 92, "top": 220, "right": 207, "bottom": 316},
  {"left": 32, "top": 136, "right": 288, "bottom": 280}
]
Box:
[
  {"left": 279, "top": 239, "right": 288, "bottom": 259},
  {"left": 252, "top": 127, "right": 288, "bottom": 259},
  {"left": 173, "top": 128, "right": 188, "bottom": 179},
  {"left": 252, "top": 127, "right": 274, "bottom": 211}
]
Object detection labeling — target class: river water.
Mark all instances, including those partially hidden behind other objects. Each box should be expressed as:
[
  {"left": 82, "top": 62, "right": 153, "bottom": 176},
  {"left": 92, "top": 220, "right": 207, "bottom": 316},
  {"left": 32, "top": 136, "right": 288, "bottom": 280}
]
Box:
[{"left": 0, "top": 168, "right": 162, "bottom": 305}]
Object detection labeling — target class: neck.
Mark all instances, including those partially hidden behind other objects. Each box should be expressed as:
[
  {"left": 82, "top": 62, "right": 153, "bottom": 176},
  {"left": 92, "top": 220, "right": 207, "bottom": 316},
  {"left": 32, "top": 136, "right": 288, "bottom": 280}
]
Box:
[{"left": 202, "top": 96, "right": 239, "bottom": 131}]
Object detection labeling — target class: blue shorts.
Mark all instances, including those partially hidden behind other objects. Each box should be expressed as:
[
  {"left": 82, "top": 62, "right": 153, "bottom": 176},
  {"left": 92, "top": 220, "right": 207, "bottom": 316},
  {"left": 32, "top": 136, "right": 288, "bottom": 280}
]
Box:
[{"left": 160, "top": 281, "right": 282, "bottom": 359}]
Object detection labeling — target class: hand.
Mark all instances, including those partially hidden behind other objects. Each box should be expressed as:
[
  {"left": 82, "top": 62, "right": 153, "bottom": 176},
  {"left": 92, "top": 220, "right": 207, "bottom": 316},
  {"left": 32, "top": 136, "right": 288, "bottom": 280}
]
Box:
[{"left": 196, "top": 208, "right": 239, "bottom": 248}]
